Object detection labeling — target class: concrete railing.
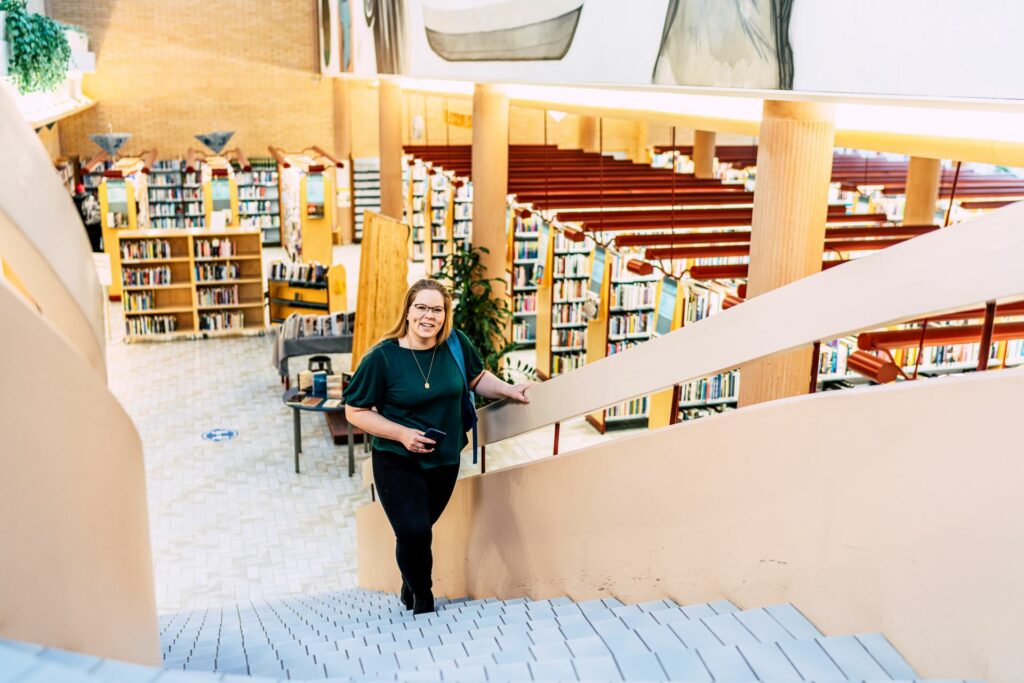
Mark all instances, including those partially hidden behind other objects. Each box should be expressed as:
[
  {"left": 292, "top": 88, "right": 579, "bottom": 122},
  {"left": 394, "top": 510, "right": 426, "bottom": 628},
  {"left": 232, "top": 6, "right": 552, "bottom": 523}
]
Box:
[
  {"left": 0, "top": 88, "right": 159, "bottom": 663},
  {"left": 359, "top": 198, "right": 1024, "bottom": 682},
  {"left": 477, "top": 199, "right": 1024, "bottom": 445}
]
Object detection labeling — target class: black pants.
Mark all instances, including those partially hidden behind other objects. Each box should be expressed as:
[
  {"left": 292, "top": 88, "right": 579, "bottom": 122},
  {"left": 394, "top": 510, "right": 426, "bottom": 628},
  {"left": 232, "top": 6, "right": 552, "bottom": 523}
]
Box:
[{"left": 372, "top": 450, "right": 459, "bottom": 597}]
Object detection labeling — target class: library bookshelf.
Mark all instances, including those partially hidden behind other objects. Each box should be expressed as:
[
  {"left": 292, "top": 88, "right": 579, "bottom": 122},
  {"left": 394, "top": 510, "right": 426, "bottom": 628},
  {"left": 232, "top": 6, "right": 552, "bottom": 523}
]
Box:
[
  {"left": 353, "top": 157, "right": 381, "bottom": 242},
  {"left": 534, "top": 222, "right": 595, "bottom": 380},
  {"left": 583, "top": 250, "right": 661, "bottom": 433},
  {"left": 405, "top": 158, "right": 428, "bottom": 262},
  {"left": 268, "top": 263, "right": 347, "bottom": 324},
  {"left": 118, "top": 228, "right": 265, "bottom": 341},
  {"left": 509, "top": 209, "right": 543, "bottom": 348},
  {"left": 235, "top": 157, "right": 281, "bottom": 245},
  {"left": 272, "top": 148, "right": 335, "bottom": 266}
]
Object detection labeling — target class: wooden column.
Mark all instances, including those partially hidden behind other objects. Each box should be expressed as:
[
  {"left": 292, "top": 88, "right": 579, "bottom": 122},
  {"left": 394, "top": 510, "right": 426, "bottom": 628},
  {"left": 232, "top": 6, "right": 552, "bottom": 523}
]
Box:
[
  {"left": 903, "top": 156, "right": 942, "bottom": 225},
  {"left": 578, "top": 115, "right": 599, "bottom": 153},
  {"left": 379, "top": 78, "right": 403, "bottom": 220},
  {"left": 693, "top": 130, "right": 716, "bottom": 179},
  {"left": 632, "top": 121, "right": 649, "bottom": 164},
  {"left": 738, "top": 100, "right": 835, "bottom": 408},
  {"left": 470, "top": 84, "right": 510, "bottom": 308},
  {"left": 333, "top": 78, "right": 355, "bottom": 244}
]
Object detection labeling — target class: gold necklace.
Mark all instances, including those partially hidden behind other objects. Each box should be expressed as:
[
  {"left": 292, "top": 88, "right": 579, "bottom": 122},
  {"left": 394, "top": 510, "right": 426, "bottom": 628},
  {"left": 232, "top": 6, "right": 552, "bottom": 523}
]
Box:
[{"left": 407, "top": 337, "right": 438, "bottom": 389}]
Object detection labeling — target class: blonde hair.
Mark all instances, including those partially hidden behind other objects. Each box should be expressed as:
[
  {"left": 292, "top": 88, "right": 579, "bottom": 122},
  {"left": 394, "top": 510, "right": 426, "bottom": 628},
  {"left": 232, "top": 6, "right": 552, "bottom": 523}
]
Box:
[{"left": 382, "top": 278, "right": 453, "bottom": 345}]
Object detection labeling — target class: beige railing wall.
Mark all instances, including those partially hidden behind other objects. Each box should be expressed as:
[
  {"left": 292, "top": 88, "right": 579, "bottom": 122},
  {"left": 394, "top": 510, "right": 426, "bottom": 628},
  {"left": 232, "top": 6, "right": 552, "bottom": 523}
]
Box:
[
  {"left": 0, "top": 92, "right": 106, "bottom": 377},
  {"left": 0, "top": 89, "right": 159, "bottom": 663},
  {"left": 358, "top": 368, "right": 1023, "bottom": 681},
  {"left": 478, "top": 199, "right": 1024, "bottom": 444},
  {"left": 359, "top": 197, "right": 1024, "bottom": 682}
]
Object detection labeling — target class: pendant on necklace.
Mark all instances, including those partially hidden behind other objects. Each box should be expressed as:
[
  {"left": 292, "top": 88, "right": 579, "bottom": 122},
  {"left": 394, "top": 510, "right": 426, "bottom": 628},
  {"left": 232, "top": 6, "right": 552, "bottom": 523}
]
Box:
[{"left": 424, "top": 382, "right": 430, "bottom": 389}]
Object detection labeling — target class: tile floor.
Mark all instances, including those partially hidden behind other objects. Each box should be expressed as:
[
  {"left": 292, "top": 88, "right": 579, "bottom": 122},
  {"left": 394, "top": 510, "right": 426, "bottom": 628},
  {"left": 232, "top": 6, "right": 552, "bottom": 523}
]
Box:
[{"left": 104, "top": 244, "right": 642, "bottom": 614}]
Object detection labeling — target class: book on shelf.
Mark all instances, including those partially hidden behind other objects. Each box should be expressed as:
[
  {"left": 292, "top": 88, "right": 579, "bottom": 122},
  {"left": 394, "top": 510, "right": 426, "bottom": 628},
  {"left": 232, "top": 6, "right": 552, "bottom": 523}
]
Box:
[{"left": 269, "top": 260, "right": 328, "bottom": 284}]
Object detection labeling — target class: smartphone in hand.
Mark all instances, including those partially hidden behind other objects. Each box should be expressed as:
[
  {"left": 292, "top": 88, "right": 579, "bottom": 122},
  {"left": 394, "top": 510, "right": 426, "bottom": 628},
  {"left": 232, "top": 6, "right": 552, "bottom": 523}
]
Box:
[{"left": 422, "top": 428, "right": 446, "bottom": 450}]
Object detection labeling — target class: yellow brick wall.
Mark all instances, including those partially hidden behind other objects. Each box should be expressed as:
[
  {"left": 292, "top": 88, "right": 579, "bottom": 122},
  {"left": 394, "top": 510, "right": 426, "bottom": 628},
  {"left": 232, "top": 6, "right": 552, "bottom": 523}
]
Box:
[
  {"left": 54, "top": 0, "right": 334, "bottom": 161},
  {"left": 36, "top": 126, "right": 62, "bottom": 162}
]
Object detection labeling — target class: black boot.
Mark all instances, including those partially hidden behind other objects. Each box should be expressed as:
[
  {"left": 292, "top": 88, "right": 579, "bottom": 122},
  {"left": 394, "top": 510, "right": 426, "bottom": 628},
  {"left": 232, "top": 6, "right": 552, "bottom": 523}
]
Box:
[
  {"left": 400, "top": 580, "right": 414, "bottom": 611},
  {"left": 412, "top": 590, "right": 435, "bottom": 615}
]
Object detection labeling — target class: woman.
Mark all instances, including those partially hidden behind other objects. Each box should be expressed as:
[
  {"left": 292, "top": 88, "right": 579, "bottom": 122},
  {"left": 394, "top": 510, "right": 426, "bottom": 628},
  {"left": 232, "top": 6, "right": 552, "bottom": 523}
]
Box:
[{"left": 345, "top": 279, "right": 531, "bottom": 613}]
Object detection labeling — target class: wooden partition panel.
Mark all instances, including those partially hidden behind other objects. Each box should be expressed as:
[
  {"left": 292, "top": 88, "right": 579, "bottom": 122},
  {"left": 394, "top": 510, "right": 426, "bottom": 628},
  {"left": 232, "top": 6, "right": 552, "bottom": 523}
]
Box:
[
  {"left": 352, "top": 211, "right": 410, "bottom": 367},
  {"left": 358, "top": 368, "right": 1024, "bottom": 682},
  {"left": 0, "top": 280, "right": 159, "bottom": 664}
]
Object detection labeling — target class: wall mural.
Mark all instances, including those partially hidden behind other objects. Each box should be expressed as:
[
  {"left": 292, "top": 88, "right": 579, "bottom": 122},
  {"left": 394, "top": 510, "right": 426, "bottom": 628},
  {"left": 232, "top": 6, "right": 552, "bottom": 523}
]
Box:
[
  {"left": 653, "top": 0, "right": 793, "bottom": 89},
  {"left": 421, "top": 0, "right": 584, "bottom": 62},
  {"left": 321, "top": 0, "right": 1021, "bottom": 100}
]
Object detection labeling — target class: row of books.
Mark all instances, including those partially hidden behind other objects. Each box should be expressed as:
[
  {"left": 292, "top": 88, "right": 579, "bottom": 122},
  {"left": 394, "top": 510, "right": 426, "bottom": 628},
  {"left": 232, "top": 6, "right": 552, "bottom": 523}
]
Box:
[
  {"left": 611, "top": 282, "right": 657, "bottom": 309},
  {"left": 512, "top": 321, "right": 534, "bottom": 344},
  {"left": 514, "top": 293, "right": 537, "bottom": 312},
  {"left": 125, "top": 314, "right": 177, "bottom": 336},
  {"left": 195, "top": 262, "right": 241, "bottom": 282},
  {"left": 608, "top": 311, "right": 655, "bottom": 338},
  {"left": 553, "top": 254, "right": 589, "bottom": 278},
  {"left": 552, "top": 352, "right": 585, "bottom": 375},
  {"left": 123, "top": 291, "right": 156, "bottom": 312},
  {"left": 553, "top": 329, "right": 585, "bottom": 350},
  {"left": 123, "top": 266, "right": 173, "bottom": 287},
  {"left": 241, "top": 214, "right": 281, "bottom": 229},
  {"left": 195, "top": 238, "right": 235, "bottom": 258},
  {"left": 199, "top": 311, "right": 245, "bottom": 331},
  {"left": 196, "top": 285, "right": 239, "bottom": 307},
  {"left": 680, "top": 370, "right": 740, "bottom": 405},
  {"left": 269, "top": 260, "right": 328, "bottom": 284},
  {"left": 553, "top": 302, "right": 585, "bottom": 325},
  {"left": 605, "top": 396, "right": 648, "bottom": 419},
  {"left": 121, "top": 239, "right": 172, "bottom": 261},
  {"left": 239, "top": 200, "right": 279, "bottom": 214},
  {"left": 279, "top": 311, "right": 355, "bottom": 339},
  {"left": 553, "top": 279, "right": 587, "bottom": 302},
  {"left": 238, "top": 186, "right": 279, "bottom": 200}
]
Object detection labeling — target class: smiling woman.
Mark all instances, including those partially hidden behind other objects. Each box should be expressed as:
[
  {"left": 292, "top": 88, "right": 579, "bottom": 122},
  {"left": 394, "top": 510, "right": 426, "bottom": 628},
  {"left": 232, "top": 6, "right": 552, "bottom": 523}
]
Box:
[{"left": 344, "top": 278, "right": 531, "bottom": 614}]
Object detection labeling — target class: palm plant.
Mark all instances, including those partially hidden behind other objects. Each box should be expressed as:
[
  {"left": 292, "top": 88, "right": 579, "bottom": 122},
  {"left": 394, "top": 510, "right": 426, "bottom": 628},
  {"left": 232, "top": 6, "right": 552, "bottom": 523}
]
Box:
[{"left": 432, "top": 246, "right": 536, "bottom": 391}]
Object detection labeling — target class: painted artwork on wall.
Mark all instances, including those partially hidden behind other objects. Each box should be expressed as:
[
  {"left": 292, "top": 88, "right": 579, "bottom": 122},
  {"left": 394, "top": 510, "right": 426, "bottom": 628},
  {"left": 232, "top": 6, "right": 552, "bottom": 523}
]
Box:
[
  {"left": 320, "top": 0, "right": 1024, "bottom": 101},
  {"left": 652, "top": 0, "right": 793, "bottom": 89},
  {"left": 363, "top": 0, "right": 407, "bottom": 74},
  {"left": 421, "top": 0, "right": 584, "bottom": 62}
]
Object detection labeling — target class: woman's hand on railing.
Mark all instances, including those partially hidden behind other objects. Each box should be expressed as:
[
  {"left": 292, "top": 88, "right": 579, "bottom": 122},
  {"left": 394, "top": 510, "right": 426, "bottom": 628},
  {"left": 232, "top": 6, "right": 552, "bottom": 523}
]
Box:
[
  {"left": 472, "top": 371, "right": 534, "bottom": 404},
  {"left": 504, "top": 382, "right": 533, "bottom": 404}
]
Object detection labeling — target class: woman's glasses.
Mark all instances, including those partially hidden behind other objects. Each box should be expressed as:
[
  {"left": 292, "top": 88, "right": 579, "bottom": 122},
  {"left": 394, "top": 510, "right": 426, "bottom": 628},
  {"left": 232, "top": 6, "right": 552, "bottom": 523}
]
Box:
[{"left": 412, "top": 303, "right": 445, "bottom": 317}]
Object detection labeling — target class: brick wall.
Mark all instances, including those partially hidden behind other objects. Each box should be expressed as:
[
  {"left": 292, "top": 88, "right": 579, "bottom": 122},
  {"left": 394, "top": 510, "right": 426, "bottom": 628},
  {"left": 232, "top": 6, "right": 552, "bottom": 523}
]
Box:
[{"left": 54, "top": 0, "right": 334, "bottom": 160}]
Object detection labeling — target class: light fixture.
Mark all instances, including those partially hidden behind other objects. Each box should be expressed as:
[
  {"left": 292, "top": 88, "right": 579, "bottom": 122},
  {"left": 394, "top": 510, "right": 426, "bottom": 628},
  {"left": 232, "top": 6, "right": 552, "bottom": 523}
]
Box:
[
  {"left": 846, "top": 350, "right": 899, "bottom": 384},
  {"left": 625, "top": 259, "right": 654, "bottom": 276},
  {"left": 195, "top": 131, "right": 235, "bottom": 155},
  {"left": 88, "top": 132, "right": 132, "bottom": 160},
  {"left": 547, "top": 110, "right": 568, "bottom": 123}
]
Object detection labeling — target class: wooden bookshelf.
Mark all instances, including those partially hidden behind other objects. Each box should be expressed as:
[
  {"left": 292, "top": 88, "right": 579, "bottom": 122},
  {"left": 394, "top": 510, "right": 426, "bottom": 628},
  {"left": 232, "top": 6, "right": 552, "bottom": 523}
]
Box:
[
  {"left": 274, "top": 149, "right": 335, "bottom": 265},
  {"left": 353, "top": 157, "right": 381, "bottom": 242},
  {"left": 510, "top": 210, "right": 543, "bottom": 348},
  {"left": 117, "top": 228, "right": 265, "bottom": 341},
  {"left": 538, "top": 226, "right": 594, "bottom": 378},
  {"left": 426, "top": 172, "right": 453, "bottom": 273},
  {"left": 405, "top": 159, "right": 428, "bottom": 262},
  {"left": 236, "top": 157, "right": 281, "bottom": 245},
  {"left": 268, "top": 263, "right": 347, "bottom": 324},
  {"left": 147, "top": 159, "right": 185, "bottom": 229}
]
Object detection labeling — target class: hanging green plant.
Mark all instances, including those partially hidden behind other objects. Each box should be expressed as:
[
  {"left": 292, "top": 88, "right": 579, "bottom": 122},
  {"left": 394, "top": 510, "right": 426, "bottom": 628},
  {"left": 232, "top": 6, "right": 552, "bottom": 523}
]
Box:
[{"left": 2, "top": 0, "right": 72, "bottom": 94}]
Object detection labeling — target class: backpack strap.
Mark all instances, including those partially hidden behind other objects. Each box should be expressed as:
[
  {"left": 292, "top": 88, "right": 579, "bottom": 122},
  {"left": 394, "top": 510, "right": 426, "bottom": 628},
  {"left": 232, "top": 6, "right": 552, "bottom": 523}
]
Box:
[{"left": 446, "top": 331, "right": 479, "bottom": 465}]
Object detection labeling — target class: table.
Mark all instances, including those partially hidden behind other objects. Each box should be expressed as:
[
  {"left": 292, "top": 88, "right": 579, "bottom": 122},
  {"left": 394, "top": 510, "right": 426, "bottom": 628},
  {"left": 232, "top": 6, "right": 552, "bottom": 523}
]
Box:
[{"left": 283, "top": 389, "right": 355, "bottom": 476}]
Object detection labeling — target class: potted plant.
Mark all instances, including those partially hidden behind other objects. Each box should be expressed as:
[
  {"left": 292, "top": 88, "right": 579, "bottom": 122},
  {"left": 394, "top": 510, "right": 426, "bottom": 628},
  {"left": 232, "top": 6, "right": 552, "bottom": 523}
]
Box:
[
  {"left": 432, "top": 245, "right": 536, "bottom": 395},
  {"left": 1, "top": 0, "right": 71, "bottom": 94}
]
